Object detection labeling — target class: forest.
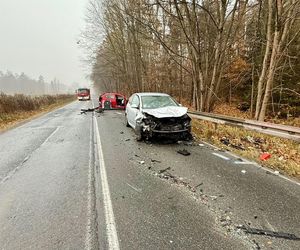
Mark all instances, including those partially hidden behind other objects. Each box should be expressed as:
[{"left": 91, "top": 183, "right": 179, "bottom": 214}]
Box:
[
  {"left": 0, "top": 71, "right": 71, "bottom": 95},
  {"left": 83, "top": 0, "right": 300, "bottom": 121}
]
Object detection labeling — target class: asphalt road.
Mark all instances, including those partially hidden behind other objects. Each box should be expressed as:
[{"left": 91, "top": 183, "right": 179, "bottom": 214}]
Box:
[{"left": 0, "top": 99, "right": 299, "bottom": 250}]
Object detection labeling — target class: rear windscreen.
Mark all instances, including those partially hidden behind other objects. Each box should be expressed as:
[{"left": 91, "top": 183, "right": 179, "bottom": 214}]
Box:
[{"left": 105, "top": 95, "right": 114, "bottom": 99}]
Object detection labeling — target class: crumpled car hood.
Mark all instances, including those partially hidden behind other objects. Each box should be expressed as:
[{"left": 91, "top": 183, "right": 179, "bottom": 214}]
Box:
[{"left": 143, "top": 106, "right": 188, "bottom": 118}]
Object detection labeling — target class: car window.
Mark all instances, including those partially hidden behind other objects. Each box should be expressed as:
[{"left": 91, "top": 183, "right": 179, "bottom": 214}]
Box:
[
  {"left": 131, "top": 95, "right": 140, "bottom": 108},
  {"left": 105, "top": 95, "right": 114, "bottom": 99},
  {"left": 141, "top": 95, "right": 178, "bottom": 109}
]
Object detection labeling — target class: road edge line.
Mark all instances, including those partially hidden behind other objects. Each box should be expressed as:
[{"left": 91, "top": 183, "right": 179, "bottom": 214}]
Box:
[
  {"left": 212, "top": 152, "right": 230, "bottom": 160},
  {"left": 94, "top": 116, "right": 120, "bottom": 250}
]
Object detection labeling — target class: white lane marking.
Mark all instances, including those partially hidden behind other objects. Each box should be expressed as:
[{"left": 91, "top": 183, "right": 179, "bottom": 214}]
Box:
[
  {"left": 115, "top": 112, "right": 122, "bottom": 115},
  {"left": 224, "top": 150, "right": 257, "bottom": 164},
  {"left": 202, "top": 141, "right": 300, "bottom": 186},
  {"left": 94, "top": 116, "right": 120, "bottom": 250},
  {"left": 126, "top": 183, "right": 142, "bottom": 193},
  {"left": 276, "top": 173, "right": 300, "bottom": 186},
  {"left": 85, "top": 119, "right": 95, "bottom": 250},
  {"left": 234, "top": 161, "right": 255, "bottom": 165},
  {"left": 202, "top": 141, "right": 220, "bottom": 150},
  {"left": 40, "top": 126, "right": 60, "bottom": 147},
  {"left": 0, "top": 126, "right": 60, "bottom": 185},
  {"left": 212, "top": 152, "right": 230, "bottom": 161}
]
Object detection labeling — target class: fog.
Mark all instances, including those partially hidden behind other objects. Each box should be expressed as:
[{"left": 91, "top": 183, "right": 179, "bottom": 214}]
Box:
[{"left": 0, "top": 0, "right": 89, "bottom": 94}]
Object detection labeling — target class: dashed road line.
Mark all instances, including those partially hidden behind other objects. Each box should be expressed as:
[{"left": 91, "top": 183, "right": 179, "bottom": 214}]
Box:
[
  {"left": 202, "top": 141, "right": 300, "bottom": 186},
  {"left": 212, "top": 152, "right": 230, "bottom": 161},
  {"left": 234, "top": 161, "right": 255, "bottom": 165}
]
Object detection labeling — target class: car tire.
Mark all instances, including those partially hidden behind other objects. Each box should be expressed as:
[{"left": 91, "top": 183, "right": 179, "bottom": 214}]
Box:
[
  {"left": 125, "top": 114, "right": 130, "bottom": 127},
  {"left": 136, "top": 131, "right": 144, "bottom": 141},
  {"left": 135, "top": 125, "right": 144, "bottom": 141}
]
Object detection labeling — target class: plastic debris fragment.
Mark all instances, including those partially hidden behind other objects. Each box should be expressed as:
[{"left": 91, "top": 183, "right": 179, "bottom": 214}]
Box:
[
  {"left": 260, "top": 152, "right": 271, "bottom": 161},
  {"left": 237, "top": 225, "right": 300, "bottom": 241},
  {"left": 177, "top": 149, "right": 191, "bottom": 156}
]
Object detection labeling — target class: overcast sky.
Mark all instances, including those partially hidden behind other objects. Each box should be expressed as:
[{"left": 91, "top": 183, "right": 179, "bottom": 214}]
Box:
[{"left": 0, "top": 0, "right": 89, "bottom": 86}]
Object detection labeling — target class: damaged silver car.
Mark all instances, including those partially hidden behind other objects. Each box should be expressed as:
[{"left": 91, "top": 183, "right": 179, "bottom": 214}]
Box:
[{"left": 125, "top": 93, "right": 192, "bottom": 141}]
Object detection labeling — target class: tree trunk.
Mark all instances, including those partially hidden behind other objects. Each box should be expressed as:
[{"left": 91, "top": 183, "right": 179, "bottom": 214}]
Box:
[{"left": 255, "top": 0, "right": 273, "bottom": 120}]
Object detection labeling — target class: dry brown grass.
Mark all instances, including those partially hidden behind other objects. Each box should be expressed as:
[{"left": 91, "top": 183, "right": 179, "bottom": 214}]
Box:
[
  {"left": 213, "top": 102, "right": 300, "bottom": 127},
  {"left": 192, "top": 119, "right": 300, "bottom": 179},
  {"left": 0, "top": 93, "right": 75, "bottom": 131}
]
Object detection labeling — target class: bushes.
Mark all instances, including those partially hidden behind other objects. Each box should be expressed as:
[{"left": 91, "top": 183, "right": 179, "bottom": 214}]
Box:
[{"left": 0, "top": 93, "right": 74, "bottom": 115}]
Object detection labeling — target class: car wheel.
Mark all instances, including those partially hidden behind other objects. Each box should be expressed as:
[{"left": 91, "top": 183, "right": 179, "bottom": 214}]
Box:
[
  {"left": 135, "top": 125, "right": 144, "bottom": 141},
  {"left": 136, "top": 131, "right": 144, "bottom": 141},
  {"left": 125, "top": 114, "right": 130, "bottom": 127}
]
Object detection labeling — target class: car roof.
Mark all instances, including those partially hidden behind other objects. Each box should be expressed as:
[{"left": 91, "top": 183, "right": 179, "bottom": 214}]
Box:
[
  {"left": 101, "top": 92, "right": 125, "bottom": 96},
  {"left": 135, "top": 92, "right": 170, "bottom": 97}
]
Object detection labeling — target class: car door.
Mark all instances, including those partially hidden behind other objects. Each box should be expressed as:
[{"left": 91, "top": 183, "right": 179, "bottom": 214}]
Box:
[{"left": 127, "top": 94, "right": 140, "bottom": 128}]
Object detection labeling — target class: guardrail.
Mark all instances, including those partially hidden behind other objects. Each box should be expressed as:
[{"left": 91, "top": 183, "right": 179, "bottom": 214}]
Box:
[{"left": 188, "top": 111, "right": 300, "bottom": 142}]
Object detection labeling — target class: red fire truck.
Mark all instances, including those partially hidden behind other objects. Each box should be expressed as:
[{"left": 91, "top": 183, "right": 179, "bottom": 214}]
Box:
[{"left": 77, "top": 88, "right": 91, "bottom": 101}]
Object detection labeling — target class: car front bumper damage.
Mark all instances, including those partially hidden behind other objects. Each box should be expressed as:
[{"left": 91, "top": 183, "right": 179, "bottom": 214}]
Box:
[{"left": 135, "top": 113, "right": 192, "bottom": 141}]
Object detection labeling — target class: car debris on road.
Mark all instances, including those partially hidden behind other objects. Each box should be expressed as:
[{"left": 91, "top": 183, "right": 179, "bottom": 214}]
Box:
[
  {"left": 156, "top": 170, "right": 197, "bottom": 192},
  {"left": 194, "top": 183, "right": 203, "bottom": 188},
  {"left": 80, "top": 106, "right": 103, "bottom": 114},
  {"left": 220, "top": 137, "right": 245, "bottom": 150},
  {"left": 158, "top": 167, "right": 171, "bottom": 174},
  {"left": 151, "top": 159, "right": 161, "bottom": 163},
  {"left": 237, "top": 225, "right": 300, "bottom": 241},
  {"left": 177, "top": 149, "right": 191, "bottom": 156}
]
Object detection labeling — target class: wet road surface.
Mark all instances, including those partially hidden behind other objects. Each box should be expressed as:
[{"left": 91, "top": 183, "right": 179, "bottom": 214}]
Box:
[{"left": 0, "top": 99, "right": 299, "bottom": 250}]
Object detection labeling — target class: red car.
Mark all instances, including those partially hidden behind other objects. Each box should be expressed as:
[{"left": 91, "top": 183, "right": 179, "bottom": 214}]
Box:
[{"left": 99, "top": 92, "right": 127, "bottom": 110}]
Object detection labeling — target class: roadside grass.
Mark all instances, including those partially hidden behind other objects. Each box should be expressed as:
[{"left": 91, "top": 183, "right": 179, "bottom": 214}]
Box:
[
  {"left": 0, "top": 93, "right": 75, "bottom": 131},
  {"left": 213, "top": 102, "right": 300, "bottom": 127},
  {"left": 192, "top": 119, "right": 300, "bottom": 179}
]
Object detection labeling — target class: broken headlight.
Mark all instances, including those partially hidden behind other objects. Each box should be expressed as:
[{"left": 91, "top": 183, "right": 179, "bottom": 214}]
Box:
[
  {"left": 183, "top": 119, "right": 191, "bottom": 128},
  {"left": 143, "top": 114, "right": 156, "bottom": 126},
  {"left": 143, "top": 118, "right": 153, "bottom": 125}
]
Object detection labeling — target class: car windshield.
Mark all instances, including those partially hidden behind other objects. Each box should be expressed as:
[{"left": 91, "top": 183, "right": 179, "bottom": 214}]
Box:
[
  {"left": 141, "top": 95, "right": 178, "bottom": 109},
  {"left": 78, "top": 89, "right": 89, "bottom": 94}
]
